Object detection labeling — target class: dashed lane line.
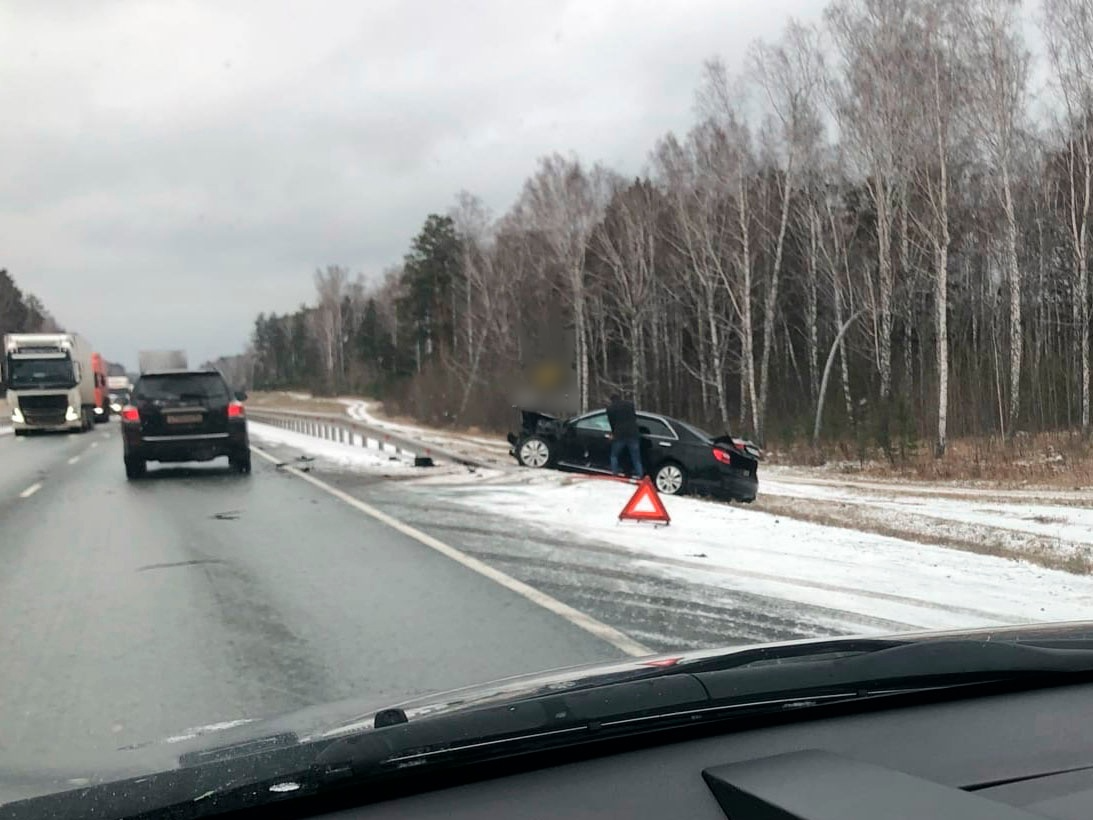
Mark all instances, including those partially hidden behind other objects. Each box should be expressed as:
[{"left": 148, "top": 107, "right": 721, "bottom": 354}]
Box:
[
  {"left": 19, "top": 482, "right": 42, "bottom": 499},
  {"left": 250, "top": 445, "right": 651, "bottom": 658}
]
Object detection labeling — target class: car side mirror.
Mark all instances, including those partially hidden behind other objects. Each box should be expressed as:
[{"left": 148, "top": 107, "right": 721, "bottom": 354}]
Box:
[{"left": 234, "top": 390, "right": 248, "bottom": 402}]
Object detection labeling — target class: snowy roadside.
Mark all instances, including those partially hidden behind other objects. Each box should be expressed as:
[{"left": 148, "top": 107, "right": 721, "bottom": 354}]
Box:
[
  {"left": 0, "top": 426, "right": 10, "bottom": 437},
  {"left": 250, "top": 391, "right": 1093, "bottom": 574},
  {"left": 249, "top": 422, "right": 418, "bottom": 473},
  {"left": 441, "top": 476, "right": 1093, "bottom": 632},
  {"left": 339, "top": 399, "right": 510, "bottom": 458},
  {"left": 760, "top": 475, "right": 1093, "bottom": 571},
  {"left": 246, "top": 422, "right": 1093, "bottom": 633}
]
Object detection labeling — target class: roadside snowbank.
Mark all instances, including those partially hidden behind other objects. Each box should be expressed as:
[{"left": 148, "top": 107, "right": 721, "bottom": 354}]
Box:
[
  {"left": 340, "top": 399, "right": 510, "bottom": 458},
  {"left": 249, "top": 422, "right": 413, "bottom": 472},
  {"left": 444, "top": 476, "right": 1093, "bottom": 632},
  {"left": 762, "top": 476, "right": 1093, "bottom": 561},
  {"left": 247, "top": 413, "right": 1093, "bottom": 634}
]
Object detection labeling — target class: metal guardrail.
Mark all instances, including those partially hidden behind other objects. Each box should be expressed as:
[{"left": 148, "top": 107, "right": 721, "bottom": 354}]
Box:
[{"left": 247, "top": 407, "right": 487, "bottom": 468}]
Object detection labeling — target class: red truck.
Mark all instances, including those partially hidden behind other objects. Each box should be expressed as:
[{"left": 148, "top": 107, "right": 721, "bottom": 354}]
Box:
[{"left": 91, "top": 352, "right": 109, "bottom": 423}]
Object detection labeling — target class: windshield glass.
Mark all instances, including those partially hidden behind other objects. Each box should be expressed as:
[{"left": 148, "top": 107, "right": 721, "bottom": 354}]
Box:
[
  {"left": 6, "top": 357, "right": 75, "bottom": 389},
  {"left": 4, "top": 0, "right": 1093, "bottom": 815},
  {"left": 135, "top": 374, "right": 229, "bottom": 402},
  {"left": 676, "top": 421, "right": 715, "bottom": 442}
]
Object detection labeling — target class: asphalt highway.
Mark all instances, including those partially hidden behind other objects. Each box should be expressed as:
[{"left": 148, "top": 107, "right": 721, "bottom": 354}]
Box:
[{"left": 0, "top": 423, "right": 626, "bottom": 788}]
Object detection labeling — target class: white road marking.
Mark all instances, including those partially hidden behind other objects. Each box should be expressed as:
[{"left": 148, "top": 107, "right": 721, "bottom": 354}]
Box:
[
  {"left": 19, "top": 482, "right": 42, "bottom": 499},
  {"left": 90, "top": 441, "right": 99, "bottom": 449},
  {"left": 67, "top": 455, "right": 81, "bottom": 465},
  {"left": 250, "top": 446, "right": 651, "bottom": 658}
]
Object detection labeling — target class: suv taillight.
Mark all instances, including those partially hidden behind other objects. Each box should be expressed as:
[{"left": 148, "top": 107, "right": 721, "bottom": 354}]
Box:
[
  {"left": 228, "top": 401, "right": 245, "bottom": 419},
  {"left": 121, "top": 406, "right": 140, "bottom": 422}
]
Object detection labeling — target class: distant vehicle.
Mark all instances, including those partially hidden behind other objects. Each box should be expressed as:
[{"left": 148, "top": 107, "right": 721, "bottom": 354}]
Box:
[
  {"left": 507, "top": 407, "right": 761, "bottom": 502},
  {"left": 137, "top": 349, "right": 187, "bottom": 373},
  {"left": 107, "top": 374, "right": 131, "bottom": 392},
  {"left": 121, "top": 369, "right": 250, "bottom": 479},
  {"left": 107, "top": 374, "right": 132, "bottom": 414},
  {"left": 90, "top": 352, "right": 109, "bottom": 423},
  {"left": 3, "top": 332, "right": 99, "bottom": 434}
]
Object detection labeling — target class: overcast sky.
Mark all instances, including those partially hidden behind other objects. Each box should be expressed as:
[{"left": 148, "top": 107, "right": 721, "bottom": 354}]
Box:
[{"left": 1, "top": 0, "right": 827, "bottom": 369}]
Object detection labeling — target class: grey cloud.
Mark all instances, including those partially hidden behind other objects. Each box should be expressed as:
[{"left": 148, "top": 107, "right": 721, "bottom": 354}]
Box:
[{"left": 1, "top": 0, "right": 825, "bottom": 368}]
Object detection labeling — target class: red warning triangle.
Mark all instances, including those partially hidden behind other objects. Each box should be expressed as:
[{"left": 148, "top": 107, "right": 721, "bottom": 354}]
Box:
[{"left": 619, "top": 476, "right": 671, "bottom": 524}]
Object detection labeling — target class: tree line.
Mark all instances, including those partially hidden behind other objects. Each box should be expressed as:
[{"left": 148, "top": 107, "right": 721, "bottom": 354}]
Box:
[
  {"left": 247, "top": 0, "right": 1093, "bottom": 456},
  {"left": 0, "top": 269, "right": 60, "bottom": 342}
]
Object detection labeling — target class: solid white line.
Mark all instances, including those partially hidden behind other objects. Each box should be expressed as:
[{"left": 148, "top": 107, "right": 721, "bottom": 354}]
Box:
[
  {"left": 250, "top": 446, "right": 650, "bottom": 658},
  {"left": 67, "top": 455, "right": 81, "bottom": 465},
  {"left": 19, "top": 482, "right": 42, "bottom": 499}
]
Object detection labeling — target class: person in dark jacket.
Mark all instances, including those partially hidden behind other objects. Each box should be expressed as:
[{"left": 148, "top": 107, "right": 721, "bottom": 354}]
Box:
[{"left": 606, "top": 393, "right": 644, "bottom": 479}]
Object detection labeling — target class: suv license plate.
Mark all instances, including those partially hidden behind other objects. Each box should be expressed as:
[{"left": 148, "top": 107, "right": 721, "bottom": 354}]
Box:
[{"left": 166, "top": 414, "right": 203, "bottom": 424}]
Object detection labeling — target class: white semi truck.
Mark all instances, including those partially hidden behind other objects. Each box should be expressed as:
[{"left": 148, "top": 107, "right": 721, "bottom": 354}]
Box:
[{"left": 4, "top": 333, "right": 99, "bottom": 434}]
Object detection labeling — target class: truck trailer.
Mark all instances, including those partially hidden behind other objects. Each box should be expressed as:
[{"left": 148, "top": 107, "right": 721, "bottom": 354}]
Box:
[
  {"left": 3, "top": 333, "right": 99, "bottom": 434},
  {"left": 138, "top": 350, "right": 187, "bottom": 373},
  {"left": 91, "top": 352, "right": 110, "bottom": 423}
]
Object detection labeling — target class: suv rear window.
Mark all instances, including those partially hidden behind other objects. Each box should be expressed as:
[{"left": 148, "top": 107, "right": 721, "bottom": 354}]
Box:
[{"left": 135, "top": 373, "right": 229, "bottom": 402}]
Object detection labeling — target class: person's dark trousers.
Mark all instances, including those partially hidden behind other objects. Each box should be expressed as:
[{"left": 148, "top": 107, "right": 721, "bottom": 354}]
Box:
[{"left": 610, "top": 436, "right": 644, "bottom": 478}]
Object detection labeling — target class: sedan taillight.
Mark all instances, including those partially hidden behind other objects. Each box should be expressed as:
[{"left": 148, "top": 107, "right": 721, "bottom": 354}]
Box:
[
  {"left": 121, "top": 406, "right": 140, "bottom": 422},
  {"left": 712, "top": 447, "right": 733, "bottom": 465}
]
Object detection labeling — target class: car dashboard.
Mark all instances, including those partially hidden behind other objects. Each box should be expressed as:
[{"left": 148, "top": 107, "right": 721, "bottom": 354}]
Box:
[{"left": 320, "top": 681, "right": 1093, "bottom": 820}]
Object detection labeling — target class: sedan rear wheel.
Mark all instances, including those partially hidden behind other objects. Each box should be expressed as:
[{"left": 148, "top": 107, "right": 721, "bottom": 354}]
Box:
[
  {"left": 517, "top": 436, "right": 552, "bottom": 468},
  {"left": 654, "top": 462, "right": 686, "bottom": 495}
]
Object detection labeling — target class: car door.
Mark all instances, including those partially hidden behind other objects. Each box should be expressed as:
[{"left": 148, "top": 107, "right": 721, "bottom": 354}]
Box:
[
  {"left": 636, "top": 414, "right": 679, "bottom": 473},
  {"left": 559, "top": 412, "right": 614, "bottom": 472}
]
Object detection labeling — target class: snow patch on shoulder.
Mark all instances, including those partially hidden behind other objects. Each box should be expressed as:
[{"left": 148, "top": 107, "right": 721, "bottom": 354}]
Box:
[
  {"left": 249, "top": 422, "right": 413, "bottom": 471},
  {"left": 445, "top": 476, "right": 1093, "bottom": 633}
]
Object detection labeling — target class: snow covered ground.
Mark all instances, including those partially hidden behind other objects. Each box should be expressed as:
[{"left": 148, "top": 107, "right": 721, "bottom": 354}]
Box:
[
  {"left": 340, "top": 399, "right": 512, "bottom": 462},
  {"left": 247, "top": 416, "right": 1093, "bottom": 637},
  {"left": 442, "top": 475, "right": 1093, "bottom": 632},
  {"left": 761, "top": 473, "right": 1093, "bottom": 566},
  {"left": 249, "top": 422, "right": 415, "bottom": 473}
]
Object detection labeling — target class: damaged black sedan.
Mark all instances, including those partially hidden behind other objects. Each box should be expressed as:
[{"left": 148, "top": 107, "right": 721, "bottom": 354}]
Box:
[{"left": 507, "top": 408, "right": 761, "bottom": 502}]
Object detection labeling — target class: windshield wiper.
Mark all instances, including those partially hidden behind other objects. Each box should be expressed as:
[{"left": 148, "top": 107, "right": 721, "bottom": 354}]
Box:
[
  {"left": 20, "top": 639, "right": 1093, "bottom": 820},
  {"left": 309, "top": 639, "right": 1093, "bottom": 778}
]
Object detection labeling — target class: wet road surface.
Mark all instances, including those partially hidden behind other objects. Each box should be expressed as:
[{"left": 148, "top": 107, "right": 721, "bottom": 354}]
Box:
[{"left": 0, "top": 424, "right": 625, "bottom": 780}]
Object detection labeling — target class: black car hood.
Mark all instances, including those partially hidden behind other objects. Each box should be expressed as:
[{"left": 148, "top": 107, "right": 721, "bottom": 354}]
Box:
[{"left": 8, "top": 621, "right": 1093, "bottom": 809}]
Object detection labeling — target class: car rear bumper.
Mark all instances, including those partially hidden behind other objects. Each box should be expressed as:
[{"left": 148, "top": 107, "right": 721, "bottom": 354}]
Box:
[{"left": 124, "top": 429, "right": 249, "bottom": 462}]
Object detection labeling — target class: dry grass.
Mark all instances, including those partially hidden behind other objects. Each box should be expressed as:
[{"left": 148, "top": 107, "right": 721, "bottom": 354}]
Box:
[
  {"left": 246, "top": 391, "right": 349, "bottom": 416},
  {"left": 769, "top": 431, "right": 1093, "bottom": 490}
]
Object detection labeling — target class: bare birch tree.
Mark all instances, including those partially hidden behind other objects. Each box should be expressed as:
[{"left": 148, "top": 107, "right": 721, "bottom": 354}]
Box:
[
  {"left": 748, "top": 20, "right": 826, "bottom": 439},
  {"left": 1042, "top": 0, "right": 1093, "bottom": 433},
  {"left": 904, "top": 0, "right": 964, "bottom": 455},
  {"left": 826, "top": 0, "right": 915, "bottom": 402},
  {"left": 963, "top": 0, "right": 1029, "bottom": 436},
  {"left": 520, "top": 155, "right": 610, "bottom": 412}
]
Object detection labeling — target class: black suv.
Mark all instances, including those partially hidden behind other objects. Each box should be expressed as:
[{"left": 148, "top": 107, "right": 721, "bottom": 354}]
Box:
[{"left": 121, "top": 370, "right": 250, "bottom": 479}]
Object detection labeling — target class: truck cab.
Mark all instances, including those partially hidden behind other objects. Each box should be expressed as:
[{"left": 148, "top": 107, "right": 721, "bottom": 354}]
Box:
[{"left": 4, "top": 333, "right": 97, "bottom": 434}]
